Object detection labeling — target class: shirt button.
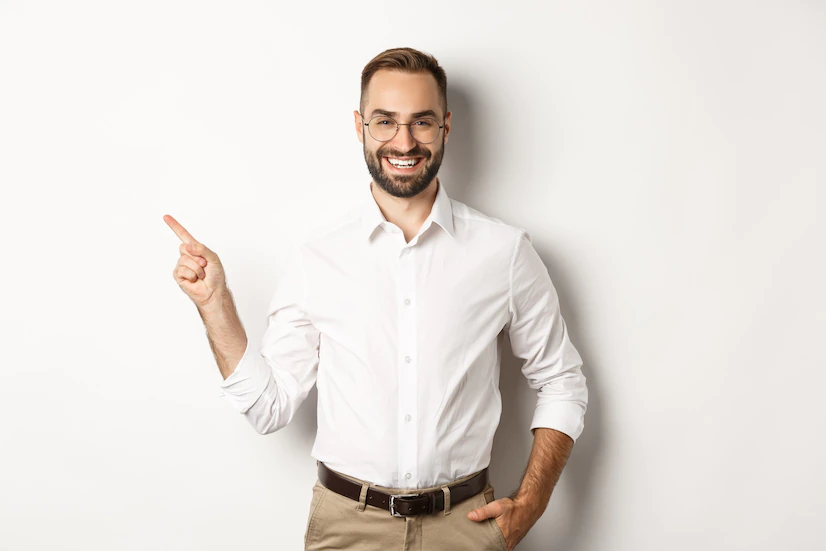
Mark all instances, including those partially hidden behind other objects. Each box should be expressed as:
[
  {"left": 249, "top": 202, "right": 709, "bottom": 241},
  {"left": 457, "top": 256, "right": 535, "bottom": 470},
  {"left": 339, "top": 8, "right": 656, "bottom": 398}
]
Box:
[
  {"left": 405, "top": 414, "right": 411, "bottom": 422},
  {"left": 404, "top": 298, "right": 411, "bottom": 306},
  {"left": 405, "top": 356, "right": 411, "bottom": 363},
  {"left": 405, "top": 473, "right": 412, "bottom": 480}
]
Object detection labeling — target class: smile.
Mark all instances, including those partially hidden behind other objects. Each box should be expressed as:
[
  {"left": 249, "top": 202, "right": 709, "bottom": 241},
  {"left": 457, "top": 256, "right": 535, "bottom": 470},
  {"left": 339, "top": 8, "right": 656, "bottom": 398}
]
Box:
[{"left": 384, "top": 156, "right": 424, "bottom": 171}]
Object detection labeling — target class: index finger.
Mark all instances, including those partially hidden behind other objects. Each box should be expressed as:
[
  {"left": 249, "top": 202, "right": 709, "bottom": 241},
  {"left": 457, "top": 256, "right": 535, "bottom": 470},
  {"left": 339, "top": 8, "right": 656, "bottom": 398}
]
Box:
[{"left": 163, "top": 214, "right": 198, "bottom": 245}]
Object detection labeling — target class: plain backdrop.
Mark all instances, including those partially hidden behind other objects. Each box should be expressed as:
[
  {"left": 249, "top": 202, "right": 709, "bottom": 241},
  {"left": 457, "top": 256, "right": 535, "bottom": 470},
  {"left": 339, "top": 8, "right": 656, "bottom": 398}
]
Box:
[{"left": 1, "top": 1, "right": 824, "bottom": 549}]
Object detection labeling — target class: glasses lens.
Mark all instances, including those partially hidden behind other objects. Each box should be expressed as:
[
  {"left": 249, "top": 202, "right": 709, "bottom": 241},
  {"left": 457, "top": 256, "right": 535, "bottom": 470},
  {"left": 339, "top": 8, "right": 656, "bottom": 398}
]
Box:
[
  {"left": 409, "top": 118, "right": 440, "bottom": 144},
  {"left": 368, "top": 117, "right": 398, "bottom": 141}
]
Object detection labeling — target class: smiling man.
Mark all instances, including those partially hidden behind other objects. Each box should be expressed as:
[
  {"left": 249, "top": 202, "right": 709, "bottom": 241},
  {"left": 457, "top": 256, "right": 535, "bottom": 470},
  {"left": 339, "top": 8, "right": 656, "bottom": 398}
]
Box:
[
  {"left": 167, "top": 47, "right": 587, "bottom": 551},
  {"left": 358, "top": 69, "right": 447, "bottom": 203}
]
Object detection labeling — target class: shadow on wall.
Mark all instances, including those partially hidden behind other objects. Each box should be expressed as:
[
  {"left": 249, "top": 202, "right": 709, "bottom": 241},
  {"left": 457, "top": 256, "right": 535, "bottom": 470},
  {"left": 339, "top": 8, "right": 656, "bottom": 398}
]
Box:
[
  {"left": 439, "top": 81, "right": 479, "bottom": 200},
  {"left": 287, "top": 79, "right": 603, "bottom": 551}
]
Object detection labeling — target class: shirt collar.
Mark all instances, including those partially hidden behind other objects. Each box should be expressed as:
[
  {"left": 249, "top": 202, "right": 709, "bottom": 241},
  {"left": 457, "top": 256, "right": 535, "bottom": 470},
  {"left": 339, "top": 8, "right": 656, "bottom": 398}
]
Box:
[{"left": 361, "top": 178, "right": 455, "bottom": 241}]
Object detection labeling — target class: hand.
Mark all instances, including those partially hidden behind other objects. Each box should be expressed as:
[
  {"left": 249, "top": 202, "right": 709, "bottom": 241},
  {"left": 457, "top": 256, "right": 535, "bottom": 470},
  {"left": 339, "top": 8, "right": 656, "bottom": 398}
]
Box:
[
  {"left": 164, "top": 214, "right": 227, "bottom": 308},
  {"left": 467, "top": 495, "right": 538, "bottom": 550}
]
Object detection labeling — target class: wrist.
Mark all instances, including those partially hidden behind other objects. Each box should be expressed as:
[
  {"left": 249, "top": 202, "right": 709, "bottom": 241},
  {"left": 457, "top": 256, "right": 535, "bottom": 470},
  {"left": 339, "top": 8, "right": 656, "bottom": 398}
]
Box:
[
  {"left": 512, "top": 493, "right": 547, "bottom": 523},
  {"left": 197, "top": 287, "right": 233, "bottom": 315}
]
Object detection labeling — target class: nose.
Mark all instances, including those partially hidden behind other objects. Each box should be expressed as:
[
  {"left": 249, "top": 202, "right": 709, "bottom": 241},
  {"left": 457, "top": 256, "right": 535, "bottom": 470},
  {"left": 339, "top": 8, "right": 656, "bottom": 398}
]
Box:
[{"left": 389, "top": 123, "right": 417, "bottom": 153}]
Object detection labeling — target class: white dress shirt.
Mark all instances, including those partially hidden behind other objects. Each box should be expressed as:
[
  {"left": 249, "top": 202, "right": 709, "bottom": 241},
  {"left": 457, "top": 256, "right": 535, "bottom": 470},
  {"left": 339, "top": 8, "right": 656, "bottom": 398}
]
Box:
[{"left": 218, "top": 178, "right": 588, "bottom": 489}]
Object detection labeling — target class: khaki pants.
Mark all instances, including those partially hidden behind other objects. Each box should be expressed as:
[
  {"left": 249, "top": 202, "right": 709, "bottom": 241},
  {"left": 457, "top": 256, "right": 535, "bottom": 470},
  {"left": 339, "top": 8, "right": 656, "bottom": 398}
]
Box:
[{"left": 304, "top": 463, "right": 508, "bottom": 550}]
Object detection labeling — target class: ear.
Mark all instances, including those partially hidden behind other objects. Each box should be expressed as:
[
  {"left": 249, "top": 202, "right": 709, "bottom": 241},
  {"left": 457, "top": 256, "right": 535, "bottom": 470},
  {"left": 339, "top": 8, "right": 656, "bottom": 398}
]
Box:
[
  {"left": 354, "top": 110, "right": 364, "bottom": 144},
  {"left": 443, "top": 111, "right": 452, "bottom": 145}
]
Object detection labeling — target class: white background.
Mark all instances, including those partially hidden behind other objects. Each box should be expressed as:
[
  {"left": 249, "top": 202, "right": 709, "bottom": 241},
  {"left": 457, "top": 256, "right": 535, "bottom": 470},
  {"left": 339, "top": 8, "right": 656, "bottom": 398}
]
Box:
[{"left": 1, "top": 1, "right": 824, "bottom": 549}]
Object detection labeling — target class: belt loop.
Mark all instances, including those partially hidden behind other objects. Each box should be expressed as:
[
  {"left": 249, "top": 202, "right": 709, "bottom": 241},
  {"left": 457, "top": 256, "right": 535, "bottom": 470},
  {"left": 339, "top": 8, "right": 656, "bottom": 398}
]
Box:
[
  {"left": 356, "top": 482, "right": 369, "bottom": 512},
  {"left": 441, "top": 485, "right": 451, "bottom": 515}
]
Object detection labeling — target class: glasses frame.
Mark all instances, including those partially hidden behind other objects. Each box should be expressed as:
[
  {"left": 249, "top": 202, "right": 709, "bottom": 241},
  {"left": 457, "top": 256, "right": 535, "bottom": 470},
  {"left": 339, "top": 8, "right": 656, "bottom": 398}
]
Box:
[{"left": 360, "top": 113, "right": 445, "bottom": 144}]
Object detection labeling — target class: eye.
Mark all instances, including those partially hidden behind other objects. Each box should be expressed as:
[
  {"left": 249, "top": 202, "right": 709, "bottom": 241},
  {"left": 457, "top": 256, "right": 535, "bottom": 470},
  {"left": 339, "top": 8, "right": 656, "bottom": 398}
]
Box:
[{"left": 414, "top": 119, "right": 435, "bottom": 127}]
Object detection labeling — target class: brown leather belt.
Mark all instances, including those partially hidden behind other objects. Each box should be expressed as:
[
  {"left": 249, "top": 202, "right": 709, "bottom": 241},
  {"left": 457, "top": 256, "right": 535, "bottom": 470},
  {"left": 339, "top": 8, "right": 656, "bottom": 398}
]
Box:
[{"left": 317, "top": 460, "right": 488, "bottom": 517}]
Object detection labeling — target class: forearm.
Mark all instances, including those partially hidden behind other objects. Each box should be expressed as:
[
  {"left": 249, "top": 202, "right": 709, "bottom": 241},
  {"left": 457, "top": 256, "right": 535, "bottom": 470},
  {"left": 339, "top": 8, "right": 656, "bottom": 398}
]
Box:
[
  {"left": 196, "top": 288, "right": 248, "bottom": 380},
  {"left": 511, "top": 427, "right": 574, "bottom": 522}
]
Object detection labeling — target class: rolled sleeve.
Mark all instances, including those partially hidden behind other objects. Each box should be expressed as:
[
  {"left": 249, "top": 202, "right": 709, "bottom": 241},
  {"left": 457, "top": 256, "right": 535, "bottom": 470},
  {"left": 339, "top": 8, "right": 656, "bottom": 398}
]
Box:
[
  {"left": 507, "top": 230, "right": 588, "bottom": 442},
  {"left": 218, "top": 243, "right": 321, "bottom": 434},
  {"left": 217, "top": 337, "right": 271, "bottom": 414}
]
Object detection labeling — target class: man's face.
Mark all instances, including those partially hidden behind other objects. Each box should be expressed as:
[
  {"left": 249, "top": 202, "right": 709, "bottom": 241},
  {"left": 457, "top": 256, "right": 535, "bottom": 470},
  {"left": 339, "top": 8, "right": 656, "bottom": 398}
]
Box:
[{"left": 354, "top": 70, "right": 451, "bottom": 199}]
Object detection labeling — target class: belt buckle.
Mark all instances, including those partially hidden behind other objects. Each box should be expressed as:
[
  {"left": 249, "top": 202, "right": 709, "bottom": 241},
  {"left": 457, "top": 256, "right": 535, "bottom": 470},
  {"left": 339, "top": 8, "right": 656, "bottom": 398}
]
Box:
[{"left": 389, "top": 493, "right": 420, "bottom": 517}]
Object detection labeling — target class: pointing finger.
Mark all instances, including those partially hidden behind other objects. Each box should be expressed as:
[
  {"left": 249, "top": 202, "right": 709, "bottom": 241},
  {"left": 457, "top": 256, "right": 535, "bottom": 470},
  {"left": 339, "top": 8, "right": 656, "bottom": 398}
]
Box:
[{"left": 163, "top": 214, "right": 197, "bottom": 245}]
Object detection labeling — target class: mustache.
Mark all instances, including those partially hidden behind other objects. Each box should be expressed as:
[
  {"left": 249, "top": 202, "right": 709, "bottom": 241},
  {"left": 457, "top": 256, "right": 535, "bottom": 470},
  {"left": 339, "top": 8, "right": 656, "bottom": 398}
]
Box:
[{"left": 377, "top": 146, "right": 430, "bottom": 159}]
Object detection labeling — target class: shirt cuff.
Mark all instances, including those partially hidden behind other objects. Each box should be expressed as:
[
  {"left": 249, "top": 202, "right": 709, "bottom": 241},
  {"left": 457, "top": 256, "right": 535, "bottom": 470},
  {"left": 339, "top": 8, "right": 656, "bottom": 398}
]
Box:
[
  {"left": 217, "top": 339, "right": 271, "bottom": 414},
  {"left": 529, "top": 401, "right": 586, "bottom": 443}
]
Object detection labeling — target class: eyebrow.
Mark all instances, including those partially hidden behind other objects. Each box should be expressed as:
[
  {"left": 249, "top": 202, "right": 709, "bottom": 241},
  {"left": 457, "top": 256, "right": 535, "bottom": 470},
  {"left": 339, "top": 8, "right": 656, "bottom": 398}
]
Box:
[{"left": 369, "top": 108, "right": 440, "bottom": 119}]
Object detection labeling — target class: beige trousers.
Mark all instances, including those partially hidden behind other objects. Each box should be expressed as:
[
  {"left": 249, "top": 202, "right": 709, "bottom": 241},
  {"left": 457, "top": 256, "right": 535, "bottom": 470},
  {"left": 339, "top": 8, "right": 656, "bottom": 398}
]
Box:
[{"left": 304, "top": 463, "right": 508, "bottom": 550}]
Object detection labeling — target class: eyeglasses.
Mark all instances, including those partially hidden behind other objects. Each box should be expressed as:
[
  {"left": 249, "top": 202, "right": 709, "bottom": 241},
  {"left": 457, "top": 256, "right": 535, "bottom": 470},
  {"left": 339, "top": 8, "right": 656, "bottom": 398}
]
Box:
[{"left": 360, "top": 113, "right": 445, "bottom": 144}]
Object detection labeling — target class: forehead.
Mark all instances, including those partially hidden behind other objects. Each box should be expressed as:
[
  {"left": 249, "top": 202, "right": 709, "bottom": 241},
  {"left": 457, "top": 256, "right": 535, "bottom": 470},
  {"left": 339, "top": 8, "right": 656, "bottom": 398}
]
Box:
[{"left": 364, "top": 69, "right": 441, "bottom": 117}]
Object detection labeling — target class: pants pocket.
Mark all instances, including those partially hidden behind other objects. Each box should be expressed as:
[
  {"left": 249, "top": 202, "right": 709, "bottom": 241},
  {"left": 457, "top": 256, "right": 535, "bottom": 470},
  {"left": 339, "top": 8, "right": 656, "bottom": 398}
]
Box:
[
  {"left": 304, "top": 480, "right": 329, "bottom": 548},
  {"left": 482, "top": 485, "right": 508, "bottom": 550}
]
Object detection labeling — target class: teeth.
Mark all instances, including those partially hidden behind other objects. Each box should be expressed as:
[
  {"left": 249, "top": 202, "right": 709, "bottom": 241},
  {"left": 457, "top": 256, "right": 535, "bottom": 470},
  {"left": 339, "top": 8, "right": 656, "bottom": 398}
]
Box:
[{"left": 387, "top": 158, "right": 420, "bottom": 168}]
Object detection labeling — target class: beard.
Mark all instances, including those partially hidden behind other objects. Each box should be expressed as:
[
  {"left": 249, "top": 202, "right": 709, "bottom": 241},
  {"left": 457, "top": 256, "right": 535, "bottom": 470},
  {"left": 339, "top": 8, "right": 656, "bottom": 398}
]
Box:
[{"left": 364, "top": 135, "right": 445, "bottom": 199}]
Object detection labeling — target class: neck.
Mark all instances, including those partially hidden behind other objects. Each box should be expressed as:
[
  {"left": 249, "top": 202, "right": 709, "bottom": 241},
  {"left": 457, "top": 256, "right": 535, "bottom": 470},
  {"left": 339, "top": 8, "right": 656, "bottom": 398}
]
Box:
[{"left": 370, "top": 177, "right": 439, "bottom": 236}]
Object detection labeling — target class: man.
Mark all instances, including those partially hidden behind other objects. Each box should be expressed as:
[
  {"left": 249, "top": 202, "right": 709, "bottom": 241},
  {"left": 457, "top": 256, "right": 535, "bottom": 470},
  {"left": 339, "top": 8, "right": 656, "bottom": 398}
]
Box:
[{"left": 164, "top": 47, "right": 587, "bottom": 550}]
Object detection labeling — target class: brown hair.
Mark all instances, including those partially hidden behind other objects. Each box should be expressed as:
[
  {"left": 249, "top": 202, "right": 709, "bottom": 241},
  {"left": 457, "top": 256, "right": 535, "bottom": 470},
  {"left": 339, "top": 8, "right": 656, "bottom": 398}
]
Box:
[{"left": 360, "top": 47, "right": 448, "bottom": 117}]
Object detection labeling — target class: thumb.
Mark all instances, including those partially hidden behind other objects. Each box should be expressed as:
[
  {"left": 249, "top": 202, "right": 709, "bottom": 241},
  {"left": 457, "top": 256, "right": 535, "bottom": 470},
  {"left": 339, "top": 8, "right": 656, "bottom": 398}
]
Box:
[
  {"left": 468, "top": 501, "right": 498, "bottom": 522},
  {"left": 187, "top": 240, "right": 219, "bottom": 262}
]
